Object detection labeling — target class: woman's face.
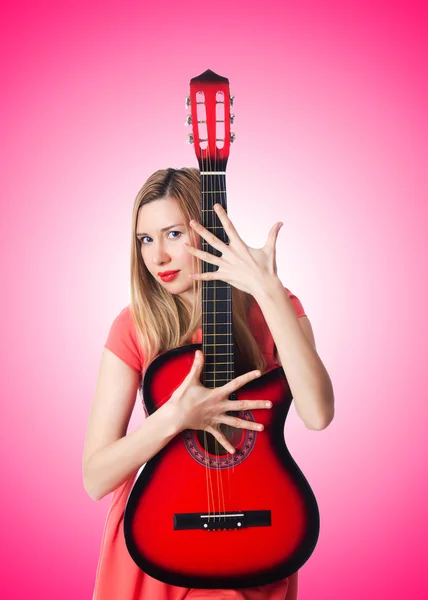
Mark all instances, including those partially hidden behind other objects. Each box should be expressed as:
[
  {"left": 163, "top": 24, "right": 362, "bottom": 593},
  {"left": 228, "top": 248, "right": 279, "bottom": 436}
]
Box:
[{"left": 136, "top": 196, "right": 200, "bottom": 303}]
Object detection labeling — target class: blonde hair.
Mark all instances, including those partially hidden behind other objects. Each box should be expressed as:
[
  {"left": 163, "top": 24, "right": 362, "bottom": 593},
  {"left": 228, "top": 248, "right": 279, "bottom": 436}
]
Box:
[{"left": 129, "top": 167, "right": 267, "bottom": 376}]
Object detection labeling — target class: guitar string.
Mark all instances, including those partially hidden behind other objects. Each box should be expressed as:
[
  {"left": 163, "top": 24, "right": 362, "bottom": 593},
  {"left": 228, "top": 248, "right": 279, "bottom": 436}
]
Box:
[
  {"left": 217, "top": 137, "right": 236, "bottom": 518},
  {"left": 211, "top": 147, "right": 227, "bottom": 523},
  {"left": 203, "top": 143, "right": 223, "bottom": 522},
  {"left": 207, "top": 109, "right": 231, "bottom": 523},
  {"left": 201, "top": 148, "right": 215, "bottom": 522},
  {"left": 207, "top": 146, "right": 223, "bottom": 523}
]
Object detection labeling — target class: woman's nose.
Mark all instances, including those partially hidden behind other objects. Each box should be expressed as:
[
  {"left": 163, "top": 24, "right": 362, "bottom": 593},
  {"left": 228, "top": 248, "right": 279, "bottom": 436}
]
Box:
[{"left": 152, "top": 245, "right": 170, "bottom": 265}]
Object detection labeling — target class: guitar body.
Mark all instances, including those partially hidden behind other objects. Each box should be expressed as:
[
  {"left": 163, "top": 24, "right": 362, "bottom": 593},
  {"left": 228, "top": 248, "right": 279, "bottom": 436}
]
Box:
[{"left": 124, "top": 343, "right": 320, "bottom": 589}]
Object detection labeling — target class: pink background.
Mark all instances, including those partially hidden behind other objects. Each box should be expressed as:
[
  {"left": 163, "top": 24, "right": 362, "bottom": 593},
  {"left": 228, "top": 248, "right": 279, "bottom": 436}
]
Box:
[{"left": 1, "top": 1, "right": 427, "bottom": 598}]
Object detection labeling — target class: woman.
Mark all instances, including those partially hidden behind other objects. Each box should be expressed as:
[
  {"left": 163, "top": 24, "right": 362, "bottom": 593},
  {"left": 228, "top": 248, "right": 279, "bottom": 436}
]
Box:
[{"left": 83, "top": 167, "right": 334, "bottom": 599}]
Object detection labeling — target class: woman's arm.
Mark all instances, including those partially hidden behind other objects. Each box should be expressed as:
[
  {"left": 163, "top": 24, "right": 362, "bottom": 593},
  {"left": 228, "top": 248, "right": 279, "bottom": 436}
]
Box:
[
  {"left": 255, "top": 278, "right": 335, "bottom": 430},
  {"left": 82, "top": 348, "right": 180, "bottom": 501}
]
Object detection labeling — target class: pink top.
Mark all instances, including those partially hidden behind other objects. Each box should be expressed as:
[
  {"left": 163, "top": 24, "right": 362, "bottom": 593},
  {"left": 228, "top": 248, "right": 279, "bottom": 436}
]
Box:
[{"left": 93, "top": 287, "right": 306, "bottom": 600}]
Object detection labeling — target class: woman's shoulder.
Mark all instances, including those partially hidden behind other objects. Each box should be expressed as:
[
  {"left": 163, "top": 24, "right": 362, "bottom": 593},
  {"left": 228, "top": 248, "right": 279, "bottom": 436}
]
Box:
[
  {"left": 113, "top": 304, "right": 132, "bottom": 321},
  {"left": 104, "top": 305, "right": 142, "bottom": 373}
]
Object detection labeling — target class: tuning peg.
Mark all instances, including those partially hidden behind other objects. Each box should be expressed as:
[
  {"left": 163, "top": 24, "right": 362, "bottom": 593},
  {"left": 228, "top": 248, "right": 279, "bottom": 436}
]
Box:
[
  {"left": 185, "top": 96, "right": 191, "bottom": 108},
  {"left": 230, "top": 95, "right": 235, "bottom": 107},
  {"left": 185, "top": 115, "right": 192, "bottom": 126},
  {"left": 230, "top": 113, "right": 235, "bottom": 124},
  {"left": 187, "top": 133, "right": 194, "bottom": 144},
  {"left": 230, "top": 132, "right": 236, "bottom": 143}
]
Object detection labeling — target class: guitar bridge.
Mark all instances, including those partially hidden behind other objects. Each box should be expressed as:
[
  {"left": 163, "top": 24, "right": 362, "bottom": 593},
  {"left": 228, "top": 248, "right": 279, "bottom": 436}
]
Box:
[{"left": 173, "top": 510, "right": 271, "bottom": 531}]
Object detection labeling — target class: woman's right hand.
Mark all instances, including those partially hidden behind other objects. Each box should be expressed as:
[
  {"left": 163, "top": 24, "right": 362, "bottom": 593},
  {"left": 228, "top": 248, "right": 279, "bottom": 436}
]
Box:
[{"left": 169, "top": 350, "right": 273, "bottom": 454}]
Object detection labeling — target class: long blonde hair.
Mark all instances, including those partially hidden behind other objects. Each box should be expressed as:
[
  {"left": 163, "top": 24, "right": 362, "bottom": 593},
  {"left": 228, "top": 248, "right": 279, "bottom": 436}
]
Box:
[{"left": 129, "top": 167, "right": 267, "bottom": 376}]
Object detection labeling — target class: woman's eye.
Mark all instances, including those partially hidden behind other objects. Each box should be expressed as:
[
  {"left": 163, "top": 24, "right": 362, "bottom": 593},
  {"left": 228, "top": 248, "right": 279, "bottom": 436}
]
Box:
[{"left": 139, "top": 231, "right": 182, "bottom": 244}]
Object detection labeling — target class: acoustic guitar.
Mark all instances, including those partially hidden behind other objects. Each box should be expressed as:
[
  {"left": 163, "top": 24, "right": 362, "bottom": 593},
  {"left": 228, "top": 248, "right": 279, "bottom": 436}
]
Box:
[{"left": 123, "top": 69, "right": 320, "bottom": 589}]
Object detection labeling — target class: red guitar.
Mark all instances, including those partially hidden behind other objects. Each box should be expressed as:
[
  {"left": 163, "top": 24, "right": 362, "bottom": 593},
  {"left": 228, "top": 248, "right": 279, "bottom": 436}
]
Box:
[{"left": 123, "top": 69, "right": 320, "bottom": 589}]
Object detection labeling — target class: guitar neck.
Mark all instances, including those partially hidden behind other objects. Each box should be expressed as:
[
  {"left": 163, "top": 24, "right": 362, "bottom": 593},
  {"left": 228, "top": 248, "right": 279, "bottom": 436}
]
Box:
[{"left": 200, "top": 170, "right": 236, "bottom": 390}]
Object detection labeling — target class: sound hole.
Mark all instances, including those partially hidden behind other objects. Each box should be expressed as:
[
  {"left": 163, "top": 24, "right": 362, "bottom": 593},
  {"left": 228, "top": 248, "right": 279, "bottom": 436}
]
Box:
[{"left": 196, "top": 412, "right": 243, "bottom": 456}]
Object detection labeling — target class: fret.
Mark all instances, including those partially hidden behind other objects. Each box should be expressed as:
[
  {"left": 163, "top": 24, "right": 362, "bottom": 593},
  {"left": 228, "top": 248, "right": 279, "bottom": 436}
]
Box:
[
  {"left": 201, "top": 191, "right": 226, "bottom": 194},
  {"left": 202, "top": 302, "right": 231, "bottom": 306},
  {"left": 202, "top": 342, "right": 234, "bottom": 346},
  {"left": 202, "top": 333, "right": 232, "bottom": 337},
  {"left": 203, "top": 315, "right": 230, "bottom": 321},
  {"left": 203, "top": 352, "right": 234, "bottom": 356},
  {"left": 204, "top": 372, "right": 234, "bottom": 376},
  {"left": 204, "top": 363, "right": 234, "bottom": 367},
  {"left": 204, "top": 372, "right": 234, "bottom": 375},
  {"left": 202, "top": 294, "right": 230, "bottom": 299},
  {"left": 203, "top": 361, "right": 234, "bottom": 365},
  {"left": 201, "top": 279, "right": 229, "bottom": 283}
]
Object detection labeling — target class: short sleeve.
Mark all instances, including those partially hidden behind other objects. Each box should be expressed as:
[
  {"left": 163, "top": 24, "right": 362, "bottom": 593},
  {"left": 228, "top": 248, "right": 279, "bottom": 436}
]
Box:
[
  {"left": 248, "top": 285, "right": 307, "bottom": 363},
  {"left": 272, "top": 287, "right": 307, "bottom": 364},
  {"left": 104, "top": 306, "right": 143, "bottom": 373},
  {"left": 285, "top": 287, "right": 307, "bottom": 318}
]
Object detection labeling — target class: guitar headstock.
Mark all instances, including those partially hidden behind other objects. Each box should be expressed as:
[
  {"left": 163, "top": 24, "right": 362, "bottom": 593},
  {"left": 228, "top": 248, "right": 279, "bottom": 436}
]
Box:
[{"left": 185, "top": 69, "right": 235, "bottom": 170}]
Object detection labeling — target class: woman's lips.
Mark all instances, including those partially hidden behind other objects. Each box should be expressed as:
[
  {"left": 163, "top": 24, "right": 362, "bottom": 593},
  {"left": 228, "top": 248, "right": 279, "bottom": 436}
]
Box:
[{"left": 159, "top": 270, "right": 180, "bottom": 282}]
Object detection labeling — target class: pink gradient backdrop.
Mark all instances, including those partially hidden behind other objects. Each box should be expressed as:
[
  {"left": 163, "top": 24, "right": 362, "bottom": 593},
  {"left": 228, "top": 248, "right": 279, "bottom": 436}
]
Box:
[{"left": 1, "top": 1, "right": 426, "bottom": 598}]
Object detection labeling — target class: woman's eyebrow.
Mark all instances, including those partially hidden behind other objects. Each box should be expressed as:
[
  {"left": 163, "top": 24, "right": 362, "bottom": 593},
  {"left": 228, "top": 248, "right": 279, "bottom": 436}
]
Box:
[{"left": 136, "top": 223, "right": 185, "bottom": 236}]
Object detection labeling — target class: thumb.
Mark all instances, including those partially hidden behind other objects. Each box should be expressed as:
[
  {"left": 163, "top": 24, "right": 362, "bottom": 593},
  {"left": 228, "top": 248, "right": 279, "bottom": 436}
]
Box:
[
  {"left": 266, "top": 221, "right": 283, "bottom": 250},
  {"left": 193, "top": 349, "right": 204, "bottom": 369},
  {"left": 187, "top": 350, "right": 203, "bottom": 382}
]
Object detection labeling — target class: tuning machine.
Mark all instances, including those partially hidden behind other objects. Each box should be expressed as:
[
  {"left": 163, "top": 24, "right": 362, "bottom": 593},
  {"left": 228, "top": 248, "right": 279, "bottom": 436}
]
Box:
[
  {"left": 230, "top": 132, "right": 236, "bottom": 143},
  {"left": 187, "top": 133, "right": 194, "bottom": 144},
  {"left": 185, "top": 115, "right": 192, "bottom": 126}
]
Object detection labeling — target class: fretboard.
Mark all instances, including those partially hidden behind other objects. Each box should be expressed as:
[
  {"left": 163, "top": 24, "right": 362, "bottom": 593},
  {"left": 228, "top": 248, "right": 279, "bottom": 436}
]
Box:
[{"left": 200, "top": 171, "right": 236, "bottom": 390}]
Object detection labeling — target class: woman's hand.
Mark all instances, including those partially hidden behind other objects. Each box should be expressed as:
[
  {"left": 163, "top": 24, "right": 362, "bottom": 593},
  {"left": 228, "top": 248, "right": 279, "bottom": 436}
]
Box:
[
  {"left": 169, "top": 350, "right": 272, "bottom": 454},
  {"left": 184, "top": 203, "right": 283, "bottom": 296}
]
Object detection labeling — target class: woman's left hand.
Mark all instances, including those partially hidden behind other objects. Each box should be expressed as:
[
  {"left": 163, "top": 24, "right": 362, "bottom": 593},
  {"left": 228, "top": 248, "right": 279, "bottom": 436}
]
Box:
[{"left": 184, "top": 203, "right": 283, "bottom": 296}]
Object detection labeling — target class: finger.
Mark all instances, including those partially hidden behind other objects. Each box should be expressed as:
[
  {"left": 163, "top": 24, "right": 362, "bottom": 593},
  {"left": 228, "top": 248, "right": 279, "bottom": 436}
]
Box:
[
  {"left": 193, "top": 349, "right": 203, "bottom": 367},
  {"left": 221, "top": 369, "right": 261, "bottom": 394},
  {"left": 221, "top": 399, "right": 273, "bottom": 411},
  {"left": 184, "top": 244, "right": 221, "bottom": 267},
  {"left": 190, "top": 270, "right": 222, "bottom": 282},
  {"left": 216, "top": 415, "right": 264, "bottom": 432},
  {"left": 213, "top": 204, "right": 243, "bottom": 246},
  {"left": 184, "top": 350, "right": 204, "bottom": 381},
  {"left": 190, "top": 219, "right": 228, "bottom": 253},
  {"left": 206, "top": 426, "right": 235, "bottom": 455},
  {"left": 265, "top": 222, "right": 283, "bottom": 251}
]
